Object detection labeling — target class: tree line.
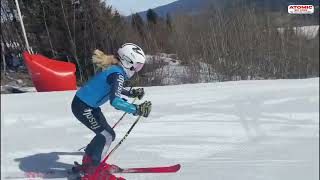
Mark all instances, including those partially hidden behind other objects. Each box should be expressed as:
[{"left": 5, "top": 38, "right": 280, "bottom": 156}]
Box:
[{"left": 1, "top": 0, "right": 319, "bottom": 86}]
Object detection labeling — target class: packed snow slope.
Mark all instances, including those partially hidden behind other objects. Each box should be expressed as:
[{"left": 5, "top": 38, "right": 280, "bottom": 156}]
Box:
[{"left": 1, "top": 78, "right": 319, "bottom": 180}]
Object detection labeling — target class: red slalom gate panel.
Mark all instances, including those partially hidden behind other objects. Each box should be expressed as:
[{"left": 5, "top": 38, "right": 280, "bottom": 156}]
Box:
[{"left": 23, "top": 51, "right": 77, "bottom": 92}]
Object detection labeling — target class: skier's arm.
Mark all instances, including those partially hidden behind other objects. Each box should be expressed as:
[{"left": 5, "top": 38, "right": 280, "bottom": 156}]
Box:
[
  {"left": 122, "top": 88, "right": 145, "bottom": 99},
  {"left": 107, "top": 73, "right": 137, "bottom": 114},
  {"left": 107, "top": 73, "right": 134, "bottom": 97},
  {"left": 121, "top": 88, "right": 134, "bottom": 97}
]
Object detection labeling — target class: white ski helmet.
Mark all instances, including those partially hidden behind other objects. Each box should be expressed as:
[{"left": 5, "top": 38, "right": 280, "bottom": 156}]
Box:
[{"left": 117, "top": 43, "right": 146, "bottom": 78}]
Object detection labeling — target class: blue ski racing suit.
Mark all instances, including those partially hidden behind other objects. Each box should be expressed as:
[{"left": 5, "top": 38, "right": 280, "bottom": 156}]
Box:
[{"left": 71, "top": 65, "right": 138, "bottom": 164}]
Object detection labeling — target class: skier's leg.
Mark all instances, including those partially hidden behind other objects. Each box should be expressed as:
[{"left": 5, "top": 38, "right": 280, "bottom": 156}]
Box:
[
  {"left": 71, "top": 96, "right": 115, "bottom": 165},
  {"left": 84, "top": 128, "right": 113, "bottom": 165},
  {"left": 71, "top": 96, "right": 103, "bottom": 132},
  {"left": 95, "top": 110, "right": 116, "bottom": 161}
]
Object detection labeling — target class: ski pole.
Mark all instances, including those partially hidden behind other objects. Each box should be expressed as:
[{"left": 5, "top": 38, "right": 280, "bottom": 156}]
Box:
[
  {"left": 77, "top": 97, "right": 137, "bottom": 152},
  {"left": 94, "top": 115, "right": 142, "bottom": 178}
]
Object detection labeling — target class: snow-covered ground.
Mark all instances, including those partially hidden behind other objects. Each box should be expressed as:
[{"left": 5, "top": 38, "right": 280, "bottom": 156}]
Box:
[
  {"left": 145, "top": 54, "right": 218, "bottom": 85},
  {"left": 1, "top": 78, "right": 319, "bottom": 180},
  {"left": 278, "top": 25, "right": 319, "bottom": 39}
]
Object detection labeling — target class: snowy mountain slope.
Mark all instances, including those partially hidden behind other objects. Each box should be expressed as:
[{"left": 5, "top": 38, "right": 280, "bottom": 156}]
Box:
[{"left": 1, "top": 78, "right": 319, "bottom": 180}]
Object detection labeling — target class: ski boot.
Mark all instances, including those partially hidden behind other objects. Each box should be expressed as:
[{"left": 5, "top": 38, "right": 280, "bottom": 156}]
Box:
[
  {"left": 72, "top": 155, "right": 125, "bottom": 180},
  {"left": 102, "top": 163, "right": 122, "bottom": 174}
]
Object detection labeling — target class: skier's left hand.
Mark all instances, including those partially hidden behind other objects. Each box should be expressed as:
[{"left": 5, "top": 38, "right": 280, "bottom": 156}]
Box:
[
  {"left": 135, "top": 101, "right": 152, "bottom": 117},
  {"left": 131, "top": 88, "right": 145, "bottom": 100}
]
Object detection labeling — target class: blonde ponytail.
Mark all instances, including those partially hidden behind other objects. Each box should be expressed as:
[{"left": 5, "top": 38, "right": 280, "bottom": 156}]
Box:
[{"left": 92, "top": 49, "right": 119, "bottom": 69}]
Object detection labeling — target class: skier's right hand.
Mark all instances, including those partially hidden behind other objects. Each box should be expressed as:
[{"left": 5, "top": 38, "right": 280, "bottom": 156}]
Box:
[
  {"left": 131, "top": 88, "right": 145, "bottom": 100},
  {"left": 134, "top": 101, "right": 152, "bottom": 117}
]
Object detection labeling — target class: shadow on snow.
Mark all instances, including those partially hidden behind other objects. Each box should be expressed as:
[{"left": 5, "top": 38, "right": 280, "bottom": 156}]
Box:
[{"left": 14, "top": 151, "right": 84, "bottom": 178}]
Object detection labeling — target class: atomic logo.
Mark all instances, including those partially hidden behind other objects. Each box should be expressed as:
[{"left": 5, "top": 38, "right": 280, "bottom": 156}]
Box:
[{"left": 288, "top": 5, "right": 314, "bottom": 14}]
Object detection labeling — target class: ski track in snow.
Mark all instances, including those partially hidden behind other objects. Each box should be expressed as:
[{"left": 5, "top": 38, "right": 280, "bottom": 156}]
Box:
[{"left": 1, "top": 78, "right": 319, "bottom": 180}]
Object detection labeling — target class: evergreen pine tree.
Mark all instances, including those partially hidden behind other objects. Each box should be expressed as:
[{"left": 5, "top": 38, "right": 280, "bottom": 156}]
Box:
[
  {"left": 146, "top": 9, "right": 158, "bottom": 24},
  {"left": 131, "top": 13, "right": 144, "bottom": 36}
]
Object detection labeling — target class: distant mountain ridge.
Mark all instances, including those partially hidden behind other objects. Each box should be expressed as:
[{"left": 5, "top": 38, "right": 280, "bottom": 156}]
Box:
[
  {"left": 132, "top": 0, "right": 224, "bottom": 19},
  {"left": 129, "top": 0, "right": 319, "bottom": 20}
]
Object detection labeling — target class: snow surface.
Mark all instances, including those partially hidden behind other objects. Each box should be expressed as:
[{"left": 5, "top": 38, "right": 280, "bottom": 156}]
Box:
[
  {"left": 277, "top": 25, "right": 319, "bottom": 40},
  {"left": 145, "top": 54, "right": 218, "bottom": 85},
  {"left": 1, "top": 78, "right": 319, "bottom": 180}
]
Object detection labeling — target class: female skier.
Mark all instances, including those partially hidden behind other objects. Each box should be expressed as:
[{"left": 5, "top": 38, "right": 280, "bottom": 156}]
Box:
[{"left": 71, "top": 43, "right": 152, "bottom": 179}]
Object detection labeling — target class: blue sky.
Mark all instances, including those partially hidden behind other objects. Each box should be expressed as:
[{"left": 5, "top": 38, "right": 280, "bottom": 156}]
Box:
[{"left": 105, "top": 0, "right": 177, "bottom": 16}]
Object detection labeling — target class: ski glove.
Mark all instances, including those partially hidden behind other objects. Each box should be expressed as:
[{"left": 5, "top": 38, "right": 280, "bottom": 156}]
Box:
[
  {"left": 131, "top": 88, "right": 145, "bottom": 100},
  {"left": 135, "top": 101, "right": 152, "bottom": 117}
]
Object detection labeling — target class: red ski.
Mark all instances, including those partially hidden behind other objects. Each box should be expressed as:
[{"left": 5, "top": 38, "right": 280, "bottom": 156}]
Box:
[
  {"left": 87, "top": 164, "right": 181, "bottom": 180},
  {"left": 5, "top": 164, "right": 181, "bottom": 180},
  {"left": 116, "top": 164, "right": 181, "bottom": 173}
]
